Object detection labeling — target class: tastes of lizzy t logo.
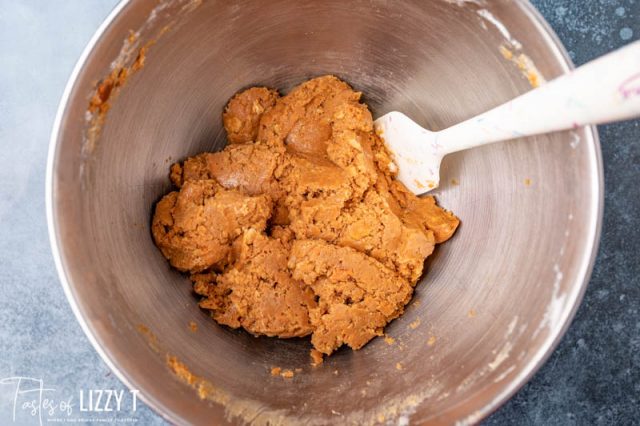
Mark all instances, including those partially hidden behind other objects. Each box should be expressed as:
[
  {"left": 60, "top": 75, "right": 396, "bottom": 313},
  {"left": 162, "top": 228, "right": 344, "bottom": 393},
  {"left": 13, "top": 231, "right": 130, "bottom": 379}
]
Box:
[{"left": 0, "top": 376, "right": 139, "bottom": 424}]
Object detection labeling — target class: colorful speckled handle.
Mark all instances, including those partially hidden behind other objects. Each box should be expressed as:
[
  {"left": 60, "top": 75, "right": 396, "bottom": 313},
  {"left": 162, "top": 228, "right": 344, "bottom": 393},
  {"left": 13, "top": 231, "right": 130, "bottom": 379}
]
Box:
[{"left": 438, "top": 40, "right": 640, "bottom": 154}]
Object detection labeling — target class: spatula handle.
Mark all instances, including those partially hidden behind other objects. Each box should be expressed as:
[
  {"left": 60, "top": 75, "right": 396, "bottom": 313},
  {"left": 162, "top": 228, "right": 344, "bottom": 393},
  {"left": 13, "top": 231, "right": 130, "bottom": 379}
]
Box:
[{"left": 439, "top": 40, "right": 640, "bottom": 154}]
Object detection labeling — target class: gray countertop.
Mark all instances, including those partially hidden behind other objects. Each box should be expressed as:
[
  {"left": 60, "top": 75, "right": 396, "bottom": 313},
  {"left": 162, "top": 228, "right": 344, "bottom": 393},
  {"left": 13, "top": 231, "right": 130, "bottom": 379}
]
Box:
[{"left": 0, "top": 1, "right": 637, "bottom": 424}]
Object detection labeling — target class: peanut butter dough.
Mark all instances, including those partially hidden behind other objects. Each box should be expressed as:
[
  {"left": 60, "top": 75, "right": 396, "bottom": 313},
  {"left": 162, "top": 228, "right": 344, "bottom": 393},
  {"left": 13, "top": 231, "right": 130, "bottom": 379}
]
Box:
[{"left": 152, "top": 76, "right": 459, "bottom": 356}]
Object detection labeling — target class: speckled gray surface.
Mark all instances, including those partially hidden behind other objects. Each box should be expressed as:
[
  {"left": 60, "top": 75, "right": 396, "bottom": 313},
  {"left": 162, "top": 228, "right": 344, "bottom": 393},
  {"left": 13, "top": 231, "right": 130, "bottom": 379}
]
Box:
[{"left": 0, "top": 1, "right": 637, "bottom": 425}]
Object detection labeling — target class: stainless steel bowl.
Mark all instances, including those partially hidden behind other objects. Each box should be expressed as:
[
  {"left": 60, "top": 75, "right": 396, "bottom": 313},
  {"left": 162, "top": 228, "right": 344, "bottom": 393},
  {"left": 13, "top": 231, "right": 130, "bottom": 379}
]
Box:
[{"left": 47, "top": 0, "right": 603, "bottom": 424}]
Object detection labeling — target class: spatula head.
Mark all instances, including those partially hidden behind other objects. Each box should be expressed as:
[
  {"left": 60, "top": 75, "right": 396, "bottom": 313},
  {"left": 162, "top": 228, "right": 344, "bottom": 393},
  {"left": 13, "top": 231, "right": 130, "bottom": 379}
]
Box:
[{"left": 374, "top": 111, "right": 444, "bottom": 195}]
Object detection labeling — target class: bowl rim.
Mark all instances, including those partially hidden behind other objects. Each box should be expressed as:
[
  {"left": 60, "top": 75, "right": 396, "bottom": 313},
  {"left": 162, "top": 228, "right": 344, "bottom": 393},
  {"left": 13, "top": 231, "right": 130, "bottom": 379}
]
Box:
[{"left": 45, "top": 0, "right": 604, "bottom": 424}]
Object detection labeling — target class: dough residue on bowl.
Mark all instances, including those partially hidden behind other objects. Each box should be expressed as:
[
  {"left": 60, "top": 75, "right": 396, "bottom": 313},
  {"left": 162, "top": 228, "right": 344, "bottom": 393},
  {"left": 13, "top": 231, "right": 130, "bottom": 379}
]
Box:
[{"left": 151, "top": 75, "right": 459, "bottom": 358}]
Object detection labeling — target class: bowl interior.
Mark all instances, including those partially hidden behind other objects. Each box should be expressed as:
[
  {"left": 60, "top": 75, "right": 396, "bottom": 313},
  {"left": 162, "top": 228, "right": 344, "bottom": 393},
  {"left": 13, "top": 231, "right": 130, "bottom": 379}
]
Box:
[{"left": 50, "top": 0, "right": 601, "bottom": 424}]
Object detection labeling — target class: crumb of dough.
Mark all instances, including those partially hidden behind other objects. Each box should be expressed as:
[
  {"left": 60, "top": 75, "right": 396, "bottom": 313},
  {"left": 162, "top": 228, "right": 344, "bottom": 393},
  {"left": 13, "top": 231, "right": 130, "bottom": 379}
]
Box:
[
  {"left": 151, "top": 75, "right": 459, "bottom": 358},
  {"left": 468, "top": 309, "right": 477, "bottom": 318},
  {"left": 427, "top": 335, "right": 437, "bottom": 346},
  {"left": 409, "top": 319, "right": 421, "bottom": 329},
  {"left": 384, "top": 336, "right": 396, "bottom": 345},
  {"left": 188, "top": 321, "right": 198, "bottom": 332},
  {"left": 166, "top": 356, "right": 227, "bottom": 402},
  {"left": 527, "top": 71, "right": 540, "bottom": 89},
  {"left": 270, "top": 367, "right": 281, "bottom": 376},
  {"left": 131, "top": 45, "right": 147, "bottom": 71},
  {"left": 168, "top": 356, "right": 198, "bottom": 387},
  {"left": 395, "top": 362, "right": 403, "bottom": 370},
  {"left": 524, "top": 178, "right": 532, "bottom": 186},
  {"left": 310, "top": 349, "right": 324, "bottom": 367},
  {"left": 499, "top": 45, "right": 514, "bottom": 60},
  {"left": 281, "top": 369, "right": 295, "bottom": 378},
  {"left": 136, "top": 324, "right": 160, "bottom": 352}
]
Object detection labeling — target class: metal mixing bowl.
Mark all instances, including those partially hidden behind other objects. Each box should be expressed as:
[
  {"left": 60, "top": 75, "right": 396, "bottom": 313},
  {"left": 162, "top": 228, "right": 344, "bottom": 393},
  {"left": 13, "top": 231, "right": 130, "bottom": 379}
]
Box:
[{"left": 47, "top": 0, "right": 603, "bottom": 424}]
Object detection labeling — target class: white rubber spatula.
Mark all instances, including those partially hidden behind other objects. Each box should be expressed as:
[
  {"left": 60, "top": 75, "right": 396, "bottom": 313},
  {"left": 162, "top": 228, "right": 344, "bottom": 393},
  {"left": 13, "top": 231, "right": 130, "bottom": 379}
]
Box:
[{"left": 375, "top": 40, "right": 640, "bottom": 195}]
